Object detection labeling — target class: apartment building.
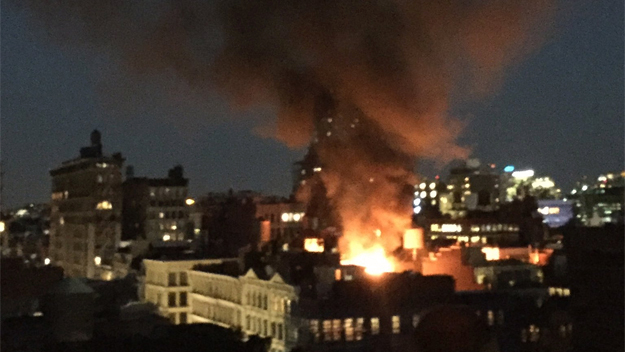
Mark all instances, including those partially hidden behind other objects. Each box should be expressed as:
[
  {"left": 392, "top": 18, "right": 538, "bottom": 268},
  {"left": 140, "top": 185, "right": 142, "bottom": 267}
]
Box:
[
  {"left": 187, "top": 263, "right": 299, "bottom": 352},
  {"left": 49, "top": 130, "right": 124, "bottom": 278},
  {"left": 143, "top": 258, "right": 234, "bottom": 325},
  {"left": 122, "top": 165, "right": 190, "bottom": 243}
]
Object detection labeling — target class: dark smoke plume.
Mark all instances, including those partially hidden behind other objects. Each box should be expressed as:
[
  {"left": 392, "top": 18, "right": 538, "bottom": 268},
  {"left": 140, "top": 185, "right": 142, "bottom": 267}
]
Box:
[{"left": 17, "top": 0, "right": 557, "bottom": 257}]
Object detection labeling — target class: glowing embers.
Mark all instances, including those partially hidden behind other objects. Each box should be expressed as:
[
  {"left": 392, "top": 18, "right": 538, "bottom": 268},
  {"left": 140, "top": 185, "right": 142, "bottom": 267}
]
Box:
[{"left": 341, "top": 245, "right": 394, "bottom": 276}]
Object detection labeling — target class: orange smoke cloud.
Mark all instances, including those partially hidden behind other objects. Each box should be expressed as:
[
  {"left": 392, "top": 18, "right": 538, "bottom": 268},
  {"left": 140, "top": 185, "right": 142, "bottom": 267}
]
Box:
[{"left": 18, "top": 0, "right": 558, "bottom": 261}]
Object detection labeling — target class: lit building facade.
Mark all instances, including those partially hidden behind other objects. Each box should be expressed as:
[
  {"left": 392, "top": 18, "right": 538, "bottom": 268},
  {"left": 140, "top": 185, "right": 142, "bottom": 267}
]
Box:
[
  {"left": 445, "top": 159, "right": 500, "bottom": 218},
  {"left": 499, "top": 166, "right": 561, "bottom": 202},
  {"left": 412, "top": 179, "right": 444, "bottom": 217},
  {"left": 49, "top": 130, "right": 123, "bottom": 279},
  {"left": 145, "top": 259, "right": 299, "bottom": 352},
  {"left": 142, "top": 258, "right": 234, "bottom": 325},
  {"left": 426, "top": 219, "right": 521, "bottom": 247},
  {"left": 569, "top": 172, "right": 624, "bottom": 226},
  {"left": 122, "top": 165, "right": 190, "bottom": 243}
]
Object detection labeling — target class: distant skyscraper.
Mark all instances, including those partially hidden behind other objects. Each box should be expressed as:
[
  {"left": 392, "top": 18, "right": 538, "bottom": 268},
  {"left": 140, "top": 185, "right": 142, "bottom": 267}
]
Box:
[
  {"left": 49, "top": 130, "right": 124, "bottom": 279},
  {"left": 569, "top": 171, "right": 624, "bottom": 226},
  {"left": 445, "top": 159, "right": 500, "bottom": 217}
]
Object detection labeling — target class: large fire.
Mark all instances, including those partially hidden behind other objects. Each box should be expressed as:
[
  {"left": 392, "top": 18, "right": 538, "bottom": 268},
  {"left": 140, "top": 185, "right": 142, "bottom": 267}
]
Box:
[{"left": 341, "top": 245, "right": 395, "bottom": 276}]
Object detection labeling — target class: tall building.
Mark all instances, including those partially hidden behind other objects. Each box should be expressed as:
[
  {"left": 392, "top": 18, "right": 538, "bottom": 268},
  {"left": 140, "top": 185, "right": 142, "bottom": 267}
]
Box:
[
  {"left": 499, "top": 166, "right": 562, "bottom": 202},
  {"left": 445, "top": 159, "right": 500, "bottom": 218},
  {"left": 569, "top": 172, "right": 624, "bottom": 226},
  {"left": 122, "top": 165, "right": 190, "bottom": 244},
  {"left": 49, "top": 130, "right": 124, "bottom": 278}
]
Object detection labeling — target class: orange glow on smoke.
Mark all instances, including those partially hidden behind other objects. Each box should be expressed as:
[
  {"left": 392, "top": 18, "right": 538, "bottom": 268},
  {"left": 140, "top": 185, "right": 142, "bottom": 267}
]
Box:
[{"left": 341, "top": 246, "right": 394, "bottom": 276}]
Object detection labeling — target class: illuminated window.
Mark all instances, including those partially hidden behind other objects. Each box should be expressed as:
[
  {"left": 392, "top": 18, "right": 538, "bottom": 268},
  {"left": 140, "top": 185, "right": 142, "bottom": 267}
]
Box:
[
  {"left": 430, "top": 191, "right": 437, "bottom": 198},
  {"left": 96, "top": 201, "right": 112, "bottom": 210},
  {"left": 355, "top": 318, "right": 364, "bottom": 341},
  {"left": 419, "top": 183, "right": 426, "bottom": 190},
  {"left": 97, "top": 175, "right": 103, "bottom": 183},
  {"left": 344, "top": 318, "right": 354, "bottom": 341},
  {"left": 487, "top": 310, "right": 494, "bottom": 326},
  {"left": 59, "top": 217, "right": 65, "bottom": 225},
  {"left": 412, "top": 314, "right": 420, "bottom": 328},
  {"left": 159, "top": 212, "right": 164, "bottom": 219},
  {"left": 323, "top": 320, "right": 332, "bottom": 341},
  {"left": 563, "top": 288, "right": 570, "bottom": 296},
  {"left": 332, "top": 319, "right": 341, "bottom": 341},
  {"left": 371, "top": 317, "right": 380, "bottom": 335},
  {"left": 529, "top": 325, "right": 540, "bottom": 342},
  {"left": 429, "top": 182, "right": 436, "bottom": 190},
  {"left": 309, "top": 320, "right": 320, "bottom": 342},
  {"left": 392, "top": 315, "right": 400, "bottom": 334},
  {"left": 420, "top": 191, "right": 427, "bottom": 198}
]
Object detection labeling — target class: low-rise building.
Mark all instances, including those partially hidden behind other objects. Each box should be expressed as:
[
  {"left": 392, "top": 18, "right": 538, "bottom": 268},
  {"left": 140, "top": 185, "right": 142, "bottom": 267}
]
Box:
[{"left": 142, "top": 258, "right": 236, "bottom": 325}]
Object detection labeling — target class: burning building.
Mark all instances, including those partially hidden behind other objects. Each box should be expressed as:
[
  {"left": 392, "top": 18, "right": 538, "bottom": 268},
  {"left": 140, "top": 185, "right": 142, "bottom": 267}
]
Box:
[{"left": 22, "top": 0, "right": 557, "bottom": 277}]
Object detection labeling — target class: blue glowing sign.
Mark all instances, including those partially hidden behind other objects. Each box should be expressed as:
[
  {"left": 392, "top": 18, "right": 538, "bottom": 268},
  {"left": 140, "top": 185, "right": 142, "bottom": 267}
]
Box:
[{"left": 503, "top": 165, "right": 515, "bottom": 173}]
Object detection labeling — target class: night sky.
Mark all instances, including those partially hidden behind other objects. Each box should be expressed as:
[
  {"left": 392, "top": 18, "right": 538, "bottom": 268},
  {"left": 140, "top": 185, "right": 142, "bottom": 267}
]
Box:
[{"left": 2, "top": 1, "right": 623, "bottom": 208}]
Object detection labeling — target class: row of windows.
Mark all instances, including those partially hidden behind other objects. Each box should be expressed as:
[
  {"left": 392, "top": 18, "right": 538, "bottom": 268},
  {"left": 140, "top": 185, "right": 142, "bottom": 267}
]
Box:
[
  {"left": 195, "top": 281, "right": 239, "bottom": 302},
  {"left": 150, "top": 211, "right": 187, "bottom": 220},
  {"left": 308, "top": 315, "right": 413, "bottom": 342},
  {"left": 245, "top": 291, "right": 291, "bottom": 314},
  {"left": 477, "top": 310, "right": 505, "bottom": 327},
  {"left": 167, "top": 292, "right": 188, "bottom": 307},
  {"left": 150, "top": 200, "right": 186, "bottom": 207},
  {"left": 191, "top": 300, "right": 239, "bottom": 326},
  {"left": 169, "top": 312, "right": 187, "bottom": 324},
  {"left": 246, "top": 316, "right": 284, "bottom": 340},
  {"left": 168, "top": 272, "right": 189, "bottom": 286},
  {"left": 150, "top": 188, "right": 187, "bottom": 199}
]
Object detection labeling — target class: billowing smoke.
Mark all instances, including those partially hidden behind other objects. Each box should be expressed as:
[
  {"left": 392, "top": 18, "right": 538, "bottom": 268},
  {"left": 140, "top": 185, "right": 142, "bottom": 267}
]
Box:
[{"left": 18, "top": 0, "right": 556, "bottom": 257}]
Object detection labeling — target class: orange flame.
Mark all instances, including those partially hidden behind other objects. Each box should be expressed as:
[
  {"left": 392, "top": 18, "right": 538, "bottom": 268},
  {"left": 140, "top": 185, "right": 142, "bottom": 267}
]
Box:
[{"left": 341, "top": 246, "right": 395, "bottom": 276}]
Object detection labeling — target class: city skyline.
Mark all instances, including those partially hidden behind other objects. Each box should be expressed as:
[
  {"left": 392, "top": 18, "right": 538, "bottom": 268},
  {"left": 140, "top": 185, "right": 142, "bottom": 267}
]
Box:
[{"left": 2, "top": 1, "right": 624, "bottom": 208}]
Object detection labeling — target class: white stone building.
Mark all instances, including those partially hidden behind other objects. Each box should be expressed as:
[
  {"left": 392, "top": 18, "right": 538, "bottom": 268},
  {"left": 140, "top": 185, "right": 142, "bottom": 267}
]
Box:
[
  {"left": 143, "top": 258, "right": 235, "bottom": 325},
  {"left": 143, "top": 258, "right": 300, "bottom": 352}
]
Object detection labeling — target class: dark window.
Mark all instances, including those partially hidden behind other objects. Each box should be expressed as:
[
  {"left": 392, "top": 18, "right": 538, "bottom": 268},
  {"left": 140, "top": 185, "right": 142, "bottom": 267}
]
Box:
[
  {"left": 180, "top": 313, "right": 187, "bottom": 324},
  {"left": 180, "top": 272, "right": 188, "bottom": 286},
  {"left": 168, "top": 293, "right": 176, "bottom": 307},
  {"left": 180, "top": 292, "right": 187, "bottom": 306},
  {"left": 168, "top": 273, "right": 176, "bottom": 286}
]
